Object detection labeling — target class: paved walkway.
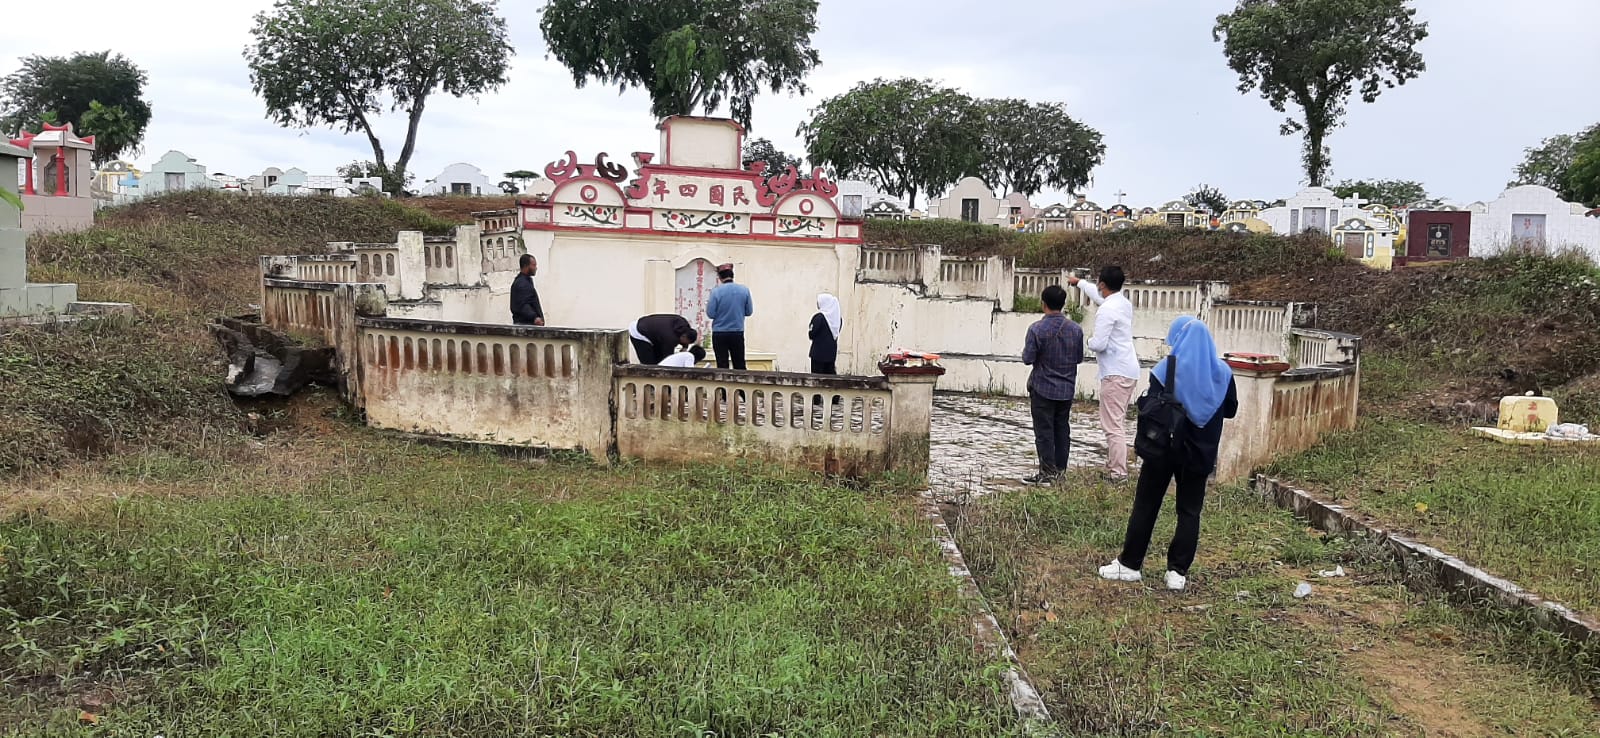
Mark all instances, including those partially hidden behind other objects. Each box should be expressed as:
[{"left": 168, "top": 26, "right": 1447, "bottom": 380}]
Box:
[{"left": 928, "top": 393, "right": 1110, "bottom": 501}]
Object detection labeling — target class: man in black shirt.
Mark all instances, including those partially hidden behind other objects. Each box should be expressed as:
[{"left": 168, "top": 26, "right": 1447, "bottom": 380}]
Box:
[
  {"left": 510, "top": 254, "right": 544, "bottom": 326},
  {"left": 628, "top": 313, "right": 699, "bottom": 364}
]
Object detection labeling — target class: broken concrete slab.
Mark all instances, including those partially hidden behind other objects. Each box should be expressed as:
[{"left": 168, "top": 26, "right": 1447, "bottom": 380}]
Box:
[{"left": 208, "top": 316, "right": 336, "bottom": 397}]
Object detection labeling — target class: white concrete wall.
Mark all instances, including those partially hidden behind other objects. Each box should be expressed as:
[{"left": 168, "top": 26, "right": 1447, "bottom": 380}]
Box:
[{"left": 1469, "top": 186, "right": 1600, "bottom": 257}]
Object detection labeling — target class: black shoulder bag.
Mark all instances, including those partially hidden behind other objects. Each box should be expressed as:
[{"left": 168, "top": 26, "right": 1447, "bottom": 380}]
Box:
[{"left": 1134, "top": 355, "right": 1186, "bottom": 461}]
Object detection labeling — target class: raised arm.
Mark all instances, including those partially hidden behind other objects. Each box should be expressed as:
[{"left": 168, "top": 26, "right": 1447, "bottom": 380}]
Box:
[{"left": 1072, "top": 277, "right": 1104, "bottom": 307}]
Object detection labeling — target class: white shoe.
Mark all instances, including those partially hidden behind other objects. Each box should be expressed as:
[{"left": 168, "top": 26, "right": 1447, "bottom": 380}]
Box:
[
  {"left": 1165, "top": 571, "right": 1187, "bottom": 591},
  {"left": 1098, "top": 560, "right": 1142, "bottom": 582}
]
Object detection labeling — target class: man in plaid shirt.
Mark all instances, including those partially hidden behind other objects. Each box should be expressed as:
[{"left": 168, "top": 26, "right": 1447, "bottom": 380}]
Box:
[{"left": 1021, "top": 284, "right": 1085, "bottom": 485}]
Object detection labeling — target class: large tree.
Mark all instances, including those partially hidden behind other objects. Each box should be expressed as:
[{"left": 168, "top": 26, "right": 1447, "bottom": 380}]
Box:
[
  {"left": 539, "top": 0, "right": 821, "bottom": 128},
  {"left": 741, "top": 137, "right": 800, "bottom": 181},
  {"left": 1331, "top": 178, "right": 1426, "bottom": 206},
  {"left": 1509, "top": 124, "right": 1599, "bottom": 202},
  {"left": 1214, "top": 0, "right": 1428, "bottom": 186},
  {"left": 1184, "top": 184, "right": 1230, "bottom": 216},
  {"left": 799, "top": 78, "right": 984, "bottom": 209},
  {"left": 1564, "top": 133, "right": 1600, "bottom": 207},
  {"left": 246, "top": 0, "right": 513, "bottom": 194},
  {"left": 977, "top": 99, "right": 1104, "bottom": 197},
  {"left": 0, "top": 51, "right": 152, "bottom": 164}
]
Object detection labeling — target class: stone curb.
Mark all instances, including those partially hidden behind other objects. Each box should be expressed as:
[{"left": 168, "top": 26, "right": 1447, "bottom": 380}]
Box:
[
  {"left": 1253, "top": 475, "right": 1600, "bottom": 648},
  {"left": 917, "top": 490, "right": 1056, "bottom": 735}
]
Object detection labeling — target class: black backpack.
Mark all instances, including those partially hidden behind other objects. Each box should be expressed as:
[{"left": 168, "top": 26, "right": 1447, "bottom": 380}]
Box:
[{"left": 1134, "top": 356, "right": 1186, "bottom": 461}]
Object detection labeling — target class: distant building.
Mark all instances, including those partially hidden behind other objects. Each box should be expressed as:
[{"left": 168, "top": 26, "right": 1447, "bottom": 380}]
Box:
[{"left": 422, "top": 163, "right": 492, "bottom": 196}]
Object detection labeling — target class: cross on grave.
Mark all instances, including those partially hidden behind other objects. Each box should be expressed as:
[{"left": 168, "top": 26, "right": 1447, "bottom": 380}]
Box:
[{"left": 1113, "top": 190, "right": 1127, "bottom": 203}]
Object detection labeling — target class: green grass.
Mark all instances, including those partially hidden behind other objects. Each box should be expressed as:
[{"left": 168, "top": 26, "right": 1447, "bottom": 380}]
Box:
[
  {"left": 950, "top": 472, "right": 1600, "bottom": 735},
  {"left": 1268, "top": 415, "right": 1600, "bottom": 619},
  {"left": 0, "top": 430, "right": 1017, "bottom": 736}
]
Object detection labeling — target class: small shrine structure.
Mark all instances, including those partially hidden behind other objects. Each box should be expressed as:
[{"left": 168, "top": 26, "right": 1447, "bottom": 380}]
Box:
[
  {"left": 1, "top": 140, "right": 78, "bottom": 317},
  {"left": 9, "top": 122, "right": 96, "bottom": 233},
  {"left": 518, "top": 116, "right": 862, "bottom": 371}
]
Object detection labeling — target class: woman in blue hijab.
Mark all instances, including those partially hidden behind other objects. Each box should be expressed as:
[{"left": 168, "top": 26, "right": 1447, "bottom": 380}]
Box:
[{"left": 1099, "top": 317, "right": 1238, "bottom": 592}]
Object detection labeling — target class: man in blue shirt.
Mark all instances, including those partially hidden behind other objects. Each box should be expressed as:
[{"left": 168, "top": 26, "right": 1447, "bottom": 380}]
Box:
[
  {"left": 1021, "top": 284, "right": 1085, "bottom": 485},
  {"left": 705, "top": 262, "right": 754, "bottom": 369}
]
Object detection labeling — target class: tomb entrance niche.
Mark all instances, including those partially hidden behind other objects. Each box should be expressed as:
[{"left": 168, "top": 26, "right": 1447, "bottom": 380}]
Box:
[{"left": 674, "top": 258, "right": 715, "bottom": 347}]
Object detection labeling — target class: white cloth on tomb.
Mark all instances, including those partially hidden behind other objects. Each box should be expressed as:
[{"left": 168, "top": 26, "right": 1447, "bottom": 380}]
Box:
[{"left": 659, "top": 351, "right": 698, "bottom": 368}]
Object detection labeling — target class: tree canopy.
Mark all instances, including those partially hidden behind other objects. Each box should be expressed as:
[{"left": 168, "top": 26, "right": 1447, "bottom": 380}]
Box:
[
  {"left": 1564, "top": 131, "right": 1600, "bottom": 207},
  {"left": 1184, "top": 184, "right": 1230, "bottom": 216},
  {"left": 246, "top": 0, "right": 513, "bottom": 194},
  {"left": 0, "top": 51, "right": 152, "bottom": 164},
  {"left": 977, "top": 99, "right": 1104, "bottom": 198},
  {"left": 799, "top": 78, "right": 985, "bottom": 209},
  {"left": 741, "top": 137, "right": 801, "bottom": 181},
  {"left": 1214, "top": 0, "right": 1428, "bottom": 186},
  {"left": 1509, "top": 124, "right": 1599, "bottom": 204},
  {"left": 1331, "top": 178, "right": 1426, "bottom": 206},
  {"left": 539, "top": 0, "right": 821, "bottom": 128},
  {"left": 505, "top": 169, "right": 542, "bottom": 192}
]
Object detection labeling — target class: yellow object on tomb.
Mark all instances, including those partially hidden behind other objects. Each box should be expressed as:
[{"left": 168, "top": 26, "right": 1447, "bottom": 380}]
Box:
[{"left": 1497, "top": 395, "right": 1558, "bottom": 433}]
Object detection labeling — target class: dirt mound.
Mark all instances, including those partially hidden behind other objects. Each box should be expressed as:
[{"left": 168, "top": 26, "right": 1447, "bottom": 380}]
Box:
[
  {"left": 405, "top": 195, "right": 521, "bottom": 224},
  {"left": 27, "top": 191, "right": 455, "bottom": 317}
]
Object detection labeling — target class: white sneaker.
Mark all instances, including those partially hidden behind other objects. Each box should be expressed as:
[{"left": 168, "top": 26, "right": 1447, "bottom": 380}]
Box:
[
  {"left": 1098, "top": 560, "right": 1142, "bottom": 582},
  {"left": 1165, "top": 571, "right": 1187, "bottom": 591}
]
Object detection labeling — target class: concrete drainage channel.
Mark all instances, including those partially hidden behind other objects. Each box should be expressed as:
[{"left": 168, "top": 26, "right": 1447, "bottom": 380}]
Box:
[
  {"left": 1252, "top": 476, "right": 1600, "bottom": 649},
  {"left": 918, "top": 490, "right": 1057, "bottom": 736}
]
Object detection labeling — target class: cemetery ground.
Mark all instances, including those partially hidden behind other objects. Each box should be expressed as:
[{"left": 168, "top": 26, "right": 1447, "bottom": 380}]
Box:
[
  {"left": 0, "top": 400, "right": 1016, "bottom": 735},
  {"left": 4, "top": 193, "right": 1600, "bottom": 733}
]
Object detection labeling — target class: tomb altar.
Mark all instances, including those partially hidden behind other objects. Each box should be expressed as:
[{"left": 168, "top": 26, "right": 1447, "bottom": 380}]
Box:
[
  {"left": 1, "top": 140, "right": 78, "bottom": 317},
  {"left": 9, "top": 122, "right": 95, "bottom": 234}
]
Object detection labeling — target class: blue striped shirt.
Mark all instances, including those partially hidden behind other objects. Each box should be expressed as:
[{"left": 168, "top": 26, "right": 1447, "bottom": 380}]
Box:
[{"left": 1022, "top": 313, "right": 1084, "bottom": 401}]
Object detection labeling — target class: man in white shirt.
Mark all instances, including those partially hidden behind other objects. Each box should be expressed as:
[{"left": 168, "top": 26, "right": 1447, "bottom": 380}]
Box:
[{"left": 1069, "top": 266, "right": 1139, "bottom": 482}]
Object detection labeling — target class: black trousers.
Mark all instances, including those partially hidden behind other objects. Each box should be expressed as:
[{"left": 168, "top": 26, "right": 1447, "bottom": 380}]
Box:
[
  {"left": 1118, "top": 454, "right": 1210, "bottom": 576},
  {"left": 810, "top": 359, "right": 836, "bottom": 374},
  {"left": 630, "top": 337, "right": 663, "bottom": 365},
  {"left": 713, "top": 331, "right": 746, "bottom": 370},
  {"left": 1029, "top": 392, "right": 1072, "bottom": 475}
]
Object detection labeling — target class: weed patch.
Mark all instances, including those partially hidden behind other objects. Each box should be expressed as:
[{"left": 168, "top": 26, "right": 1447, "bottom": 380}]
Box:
[{"left": 0, "top": 437, "right": 1017, "bottom": 736}]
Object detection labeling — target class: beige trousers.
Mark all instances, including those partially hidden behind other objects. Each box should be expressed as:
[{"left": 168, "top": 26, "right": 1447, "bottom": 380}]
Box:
[{"left": 1100, "top": 376, "right": 1138, "bottom": 477}]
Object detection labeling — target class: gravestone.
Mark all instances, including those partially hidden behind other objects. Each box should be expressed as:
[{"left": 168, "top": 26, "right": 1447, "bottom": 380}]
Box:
[{"left": 1, "top": 141, "right": 78, "bottom": 318}]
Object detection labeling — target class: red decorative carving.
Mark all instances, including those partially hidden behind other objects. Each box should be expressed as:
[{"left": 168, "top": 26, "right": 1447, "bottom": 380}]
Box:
[
  {"left": 594, "top": 153, "right": 627, "bottom": 182},
  {"left": 545, "top": 151, "right": 630, "bottom": 184},
  {"left": 798, "top": 198, "right": 815, "bottom": 215},
  {"left": 652, "top": 178, "right": 669, "bottom": 201},
  {"left": 678, "top": 184, "right": 698, "bottom": 197},
  {"left": 733, "top": 186, "right": 750, "bottom": 206},
  {"left": 545, "top": 150, "right": 579, "bottom": 181},
  {"left": 580, "top": 184, "right": 598, "bottom": 203},
  {"left": 708, "top": 185, "right": 725, "bottom": 206},
  {"left": 752, "top": 165, "right": 837, "bottom": 207}
]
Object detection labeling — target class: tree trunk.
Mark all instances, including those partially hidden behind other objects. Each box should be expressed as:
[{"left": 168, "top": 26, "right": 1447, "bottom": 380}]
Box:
[
  {"left": 1304, "top": 120, "right": 1329, "bottom": 187},
  {"left": 907, "top": 188, "right": 918, "bottom": 210},
  {"left": 392, "top": 97, "right": 428, "bottom": 196}
]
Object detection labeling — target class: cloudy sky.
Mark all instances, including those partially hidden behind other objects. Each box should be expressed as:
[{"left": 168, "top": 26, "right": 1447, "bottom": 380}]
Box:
[{"left": 3, "top": 0, "right": 1597, "bottom": 206}]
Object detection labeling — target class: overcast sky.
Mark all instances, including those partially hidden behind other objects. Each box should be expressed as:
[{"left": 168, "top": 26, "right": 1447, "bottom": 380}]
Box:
[{"left": 3, "top": 0, "right": 1597, "bottom": 206}]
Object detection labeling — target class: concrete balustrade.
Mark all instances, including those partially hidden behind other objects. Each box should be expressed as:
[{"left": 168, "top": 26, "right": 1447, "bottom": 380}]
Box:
[{"left": 357, "top": 318, "right": 627, "bottom": 462}]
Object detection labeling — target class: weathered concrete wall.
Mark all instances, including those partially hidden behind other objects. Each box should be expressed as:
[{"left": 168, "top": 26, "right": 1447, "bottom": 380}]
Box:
[
  {"left": 19, "top": 194, "right": 93, "bottom": 234},
  {"left": 615, "top": 365, "right": 894, "bottom": 477},
  {"left": 1216, "top": 349, "right": 1360, "bottom": 483},
  {"left": 358, "top": 318, "right": 627, "bottom": 462}
]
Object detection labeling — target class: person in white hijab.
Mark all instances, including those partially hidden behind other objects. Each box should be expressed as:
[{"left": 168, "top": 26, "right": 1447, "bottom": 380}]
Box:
[{"left": 808, "top": 293, "right": 842, "bottom": 374}]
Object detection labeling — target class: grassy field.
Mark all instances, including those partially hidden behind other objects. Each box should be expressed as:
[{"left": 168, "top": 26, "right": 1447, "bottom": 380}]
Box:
[
  {"left": 1, "top": 399, "right": 1017, "bottom": 737},
  {"left": 951, "top": 471, "right": 1600, "bottom": 736},
  {"left": 1268, "top": 415, "right": 1600, "bottom": 620}
]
